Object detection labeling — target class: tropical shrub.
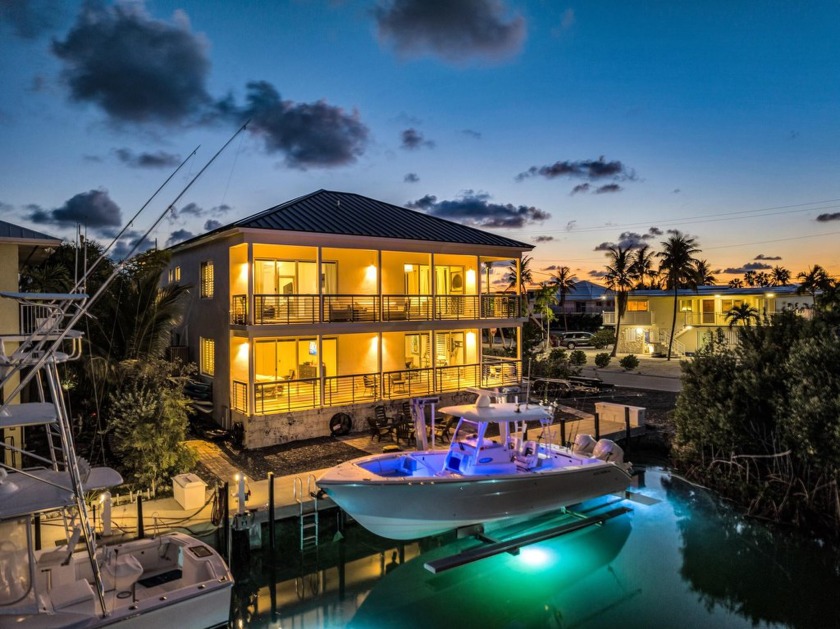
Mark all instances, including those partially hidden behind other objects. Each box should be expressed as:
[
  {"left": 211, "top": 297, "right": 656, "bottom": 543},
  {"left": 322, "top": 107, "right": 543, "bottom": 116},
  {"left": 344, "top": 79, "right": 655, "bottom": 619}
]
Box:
[
  {"left": 591, "top": 329, "right": 615, "bottom": 349},
  {"left": 594, "top": 352, "right": 611, "bottom": 368},
  {"left": 108, "top": 358, "right": 197, "bottom": 493},
  {"left": 672, "top": 312, "right": 840, "bottom": 536},
  {"left": 569, "top": 350, "right": 586, "bottom": 366},
  {"left": 619, "top": 354, "right": 639, "bottom": 371}
]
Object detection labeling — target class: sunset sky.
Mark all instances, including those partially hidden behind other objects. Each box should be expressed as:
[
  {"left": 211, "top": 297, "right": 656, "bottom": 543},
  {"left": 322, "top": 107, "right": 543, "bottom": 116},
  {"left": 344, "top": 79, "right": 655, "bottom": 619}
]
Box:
[{"left": 1, "top": 0, "right": 839, "bottom": 283}]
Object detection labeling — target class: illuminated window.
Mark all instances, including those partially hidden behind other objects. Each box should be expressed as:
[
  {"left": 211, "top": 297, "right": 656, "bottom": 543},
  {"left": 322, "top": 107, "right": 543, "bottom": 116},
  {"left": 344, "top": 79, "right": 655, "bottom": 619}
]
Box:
[
  {"left": 200, "top": 337, "right": 215, "bottom": 376},
  {"left": 627, "top": 301, "right": 648, "bottom": 312},
  {"left": 200, "top": 261, "right": 214, "bottom": 299},
  {"left": 167, "top": 269, "right": 173, "bottom": 283},
  {"left": 174, "top": 266, "right": 181, "bottom": 282}
]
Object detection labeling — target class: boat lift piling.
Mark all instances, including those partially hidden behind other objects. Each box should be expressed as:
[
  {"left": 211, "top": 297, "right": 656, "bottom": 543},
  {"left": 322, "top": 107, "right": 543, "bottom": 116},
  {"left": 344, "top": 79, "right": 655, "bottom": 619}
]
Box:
[{"left": 424, "top": 506, "right": 632, "bottom": 574}]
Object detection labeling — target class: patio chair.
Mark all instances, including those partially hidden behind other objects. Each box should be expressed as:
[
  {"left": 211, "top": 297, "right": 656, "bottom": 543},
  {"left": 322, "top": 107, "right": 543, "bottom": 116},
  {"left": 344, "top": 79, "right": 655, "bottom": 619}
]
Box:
[
  {"left": 394, "top": 419, "right": 415, "bottom": 447},
  {"left": 374, "top": 405, "right": 395, "bottom": 427},
  {"left": 390, "top": 374, "right": 406, "bottom": 394},
  {"left": 366, "top": 417, "right": 392, "bottom": 442},
  {"left": 433, "top": 415, "right": 456, "bottom": 444},
  {"left": 363, "top": 374, "right": 378, "bottom": 397}
]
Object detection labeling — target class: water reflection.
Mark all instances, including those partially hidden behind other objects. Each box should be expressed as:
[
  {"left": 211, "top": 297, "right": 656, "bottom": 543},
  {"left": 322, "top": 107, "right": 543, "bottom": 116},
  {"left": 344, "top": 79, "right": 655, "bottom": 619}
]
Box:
[
  {"left": 232, "top": 469, "right": 840, "bottom": 628},
  {"left": 665, "top": 476, "right": 840, "bottom": 629}
]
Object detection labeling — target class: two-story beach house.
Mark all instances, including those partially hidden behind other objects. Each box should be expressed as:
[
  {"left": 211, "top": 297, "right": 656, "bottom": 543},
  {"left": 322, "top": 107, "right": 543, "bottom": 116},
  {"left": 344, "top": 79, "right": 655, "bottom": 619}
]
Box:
[
  {"left": 167, "top": 190, "right": 532, "bottom": 448},
  {"left": 0, "top": 220, "right": 62, "bottom": 466},
  {"left": 603, "top": 285, "right": 814, "bottom": 356}
]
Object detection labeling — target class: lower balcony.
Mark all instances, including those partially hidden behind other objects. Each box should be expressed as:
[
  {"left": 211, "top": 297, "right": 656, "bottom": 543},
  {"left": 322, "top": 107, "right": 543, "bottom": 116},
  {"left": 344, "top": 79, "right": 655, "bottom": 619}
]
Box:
[{"left": 232, "top": 358, "right": 521, "bottom": 415}]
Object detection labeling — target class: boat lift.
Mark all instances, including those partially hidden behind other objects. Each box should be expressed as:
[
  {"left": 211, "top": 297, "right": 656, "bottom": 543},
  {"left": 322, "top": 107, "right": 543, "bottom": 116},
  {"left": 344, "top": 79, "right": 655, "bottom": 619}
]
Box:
[{"left": 424, "top": 505, "right": 632, "bottom": 574}]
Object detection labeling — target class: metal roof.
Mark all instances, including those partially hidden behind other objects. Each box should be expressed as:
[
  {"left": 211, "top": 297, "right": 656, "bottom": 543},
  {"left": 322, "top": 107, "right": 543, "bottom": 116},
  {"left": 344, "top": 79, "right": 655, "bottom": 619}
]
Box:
[
  {"left": 0, "top": 220, "right": 60, "bottom": 244},
  {"left": 630, "top": 285, "right": 803, "bottom": 297},
  {"left": 179, "top": 190, "right": 532, "bottom": 250}
]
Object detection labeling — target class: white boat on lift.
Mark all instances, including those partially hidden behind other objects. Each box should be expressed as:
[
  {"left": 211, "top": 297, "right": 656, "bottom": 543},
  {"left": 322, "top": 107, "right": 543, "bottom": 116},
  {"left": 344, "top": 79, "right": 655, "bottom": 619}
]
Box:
[
  {"left": 317, "top": 389, "right": 634, "bottom": 540},
  {"left": 0, "top": 291, "right": 232, "bottom": 628}
]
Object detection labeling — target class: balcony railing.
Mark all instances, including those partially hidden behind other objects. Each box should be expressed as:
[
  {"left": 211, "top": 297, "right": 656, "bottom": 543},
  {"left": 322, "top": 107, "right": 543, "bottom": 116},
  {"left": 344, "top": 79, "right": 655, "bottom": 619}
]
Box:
[
  {"left": 323, "top": 373, "right": 381, "bottom": 406},
  {"left": 602, "top": 311, "right": 653, "bottom": 326},
  {"left": 383, "top": 368, "right": 434, "bottom": 399},
  {"left": 255, "top": 294, "right": 319, "bottom": 324},
  {"left": 232, "top": 380, "right": 248, "bottom": 413},
  {"left": 324, "top": 295, "right": 379, "bottom": 322},
  {"left": 240, "top": 359, "right": 521, "bottom": 415},
  {"left": 254, "top": 376, "right": 320, "bottom": 414},
  {"left": 231, "top": 293, "right": 522, "bottom": 325},
  {"left": 481, "top": 294, "right": 520, "bottom": 319},
  {"left": 382, "top": 295, "right": 434, "bottom": 321}
]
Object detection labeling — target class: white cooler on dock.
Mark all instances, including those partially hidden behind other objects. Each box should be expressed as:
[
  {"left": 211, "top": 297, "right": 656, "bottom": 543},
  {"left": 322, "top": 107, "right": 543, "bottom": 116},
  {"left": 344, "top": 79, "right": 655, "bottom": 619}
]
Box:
[{"left": 173, "top": 473, "right": 207, "bottom": 510}]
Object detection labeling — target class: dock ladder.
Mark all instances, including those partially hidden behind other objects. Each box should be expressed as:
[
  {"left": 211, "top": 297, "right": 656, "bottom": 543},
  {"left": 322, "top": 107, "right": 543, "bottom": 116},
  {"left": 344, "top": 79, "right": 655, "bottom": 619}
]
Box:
[{"left": 294, "top": 474, "right": 320, "bottom": 551}]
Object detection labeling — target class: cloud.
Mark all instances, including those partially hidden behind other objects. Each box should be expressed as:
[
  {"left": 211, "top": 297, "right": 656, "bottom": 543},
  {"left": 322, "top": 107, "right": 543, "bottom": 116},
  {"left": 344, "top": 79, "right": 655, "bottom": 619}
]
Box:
[
  {"left": 404, "top": 172, "right": 420, "bottom": 183},
  {"left": 516, "top": 156, "right": 636, "bottom": 183},
  {"left": 534, "top": 235, "right": 554, "bottom": 242},
  {"left": 754, "top": 254, "right": 782, "bottom": 261},
  {"left": 1, "top": 0, "right": 62, "bottom": 39},
  {"left": 593, "top": 227, "right": 662, "bottom": 251},
  {"left": 462, "top": 129, "right": 482, "bottom": 139},
  {"left": 114, "top": 148, "right": 181, "bottom": 169},
  {"left": 588, "top": 269, "right": 607, "bottom": 278},
  {"left": 166, "top": 228, "right": 195, "bottom": 247},
  {"left": 400, "top": 127, "right": 434, "bottom": 150},
  {"left": 816, "top": 212, "right": 840, "bottom": 222},
  {"left": 542, "top": 265, "right": 559, "bottom": 271},
  {"left": 570, "top": 183, "right": 590, "bottom": 195},
  {"left": 565, "top": 220, "right": 577, "bottom": 231},
  {"left": 594, "top": 183, "right": 622, "bottom": 194},
  {"left": 203, "top": 219, "right": 222, "bottom": 231},
  {"left": 373, "top": 0, "right": 526, "bottom": 64},
  {"left": 168, "top": 201, "right": 231, "bottom": 223},
  {"left": 52, "top": 3, "right": 212, "bottom": 124},
  {"left": 550, "top": 8, "right": 575, "bottom": 35},
  {"left": 407, "top": 190, "right": 550, "bottom": 229},
  {"left": 723, "top": 262, "right": 773, "bottom": 274},
  {"left": 223, "top": 80, "right": 369, "bottom": 168},
  {"left": 0, "top": 201, "right": 13, "bottom": 213},
  {"left": 110, "top": 230, "right": 155, "bottom": 260},
  {"left": 27, "top": 189, "right": 121, "bottom": 230}
]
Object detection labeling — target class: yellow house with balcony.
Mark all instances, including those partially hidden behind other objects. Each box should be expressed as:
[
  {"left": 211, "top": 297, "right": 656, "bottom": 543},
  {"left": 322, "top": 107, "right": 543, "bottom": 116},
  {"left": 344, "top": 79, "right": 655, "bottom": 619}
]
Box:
[
  {"left": 167, "top": 190, "right": 530, "bottom": 448},
  {"left": 603, "top": 285, "right": 813, "bottom": 356},
  {"left": 0, "top": 220, "right": 62, "bottom": 465}
]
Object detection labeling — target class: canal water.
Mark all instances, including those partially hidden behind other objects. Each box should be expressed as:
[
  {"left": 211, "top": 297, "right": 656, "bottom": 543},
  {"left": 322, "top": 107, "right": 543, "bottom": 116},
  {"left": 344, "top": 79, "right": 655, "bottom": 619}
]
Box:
[{"left": 228, "top": 469, "right": 840, "bottom": 628}]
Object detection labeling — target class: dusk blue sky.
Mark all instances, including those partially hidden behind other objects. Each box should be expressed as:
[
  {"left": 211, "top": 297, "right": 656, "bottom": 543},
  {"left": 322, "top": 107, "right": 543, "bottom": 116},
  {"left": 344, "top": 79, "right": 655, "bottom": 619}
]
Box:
[{"left": 2, "top": 0, "right": 839, "bottom": 282}]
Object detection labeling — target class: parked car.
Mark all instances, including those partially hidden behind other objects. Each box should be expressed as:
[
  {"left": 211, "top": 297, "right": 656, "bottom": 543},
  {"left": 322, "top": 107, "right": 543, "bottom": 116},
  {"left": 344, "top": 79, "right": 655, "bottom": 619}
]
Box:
[{"left": 556, "top": 331, "right": 594, "bottom": 349}]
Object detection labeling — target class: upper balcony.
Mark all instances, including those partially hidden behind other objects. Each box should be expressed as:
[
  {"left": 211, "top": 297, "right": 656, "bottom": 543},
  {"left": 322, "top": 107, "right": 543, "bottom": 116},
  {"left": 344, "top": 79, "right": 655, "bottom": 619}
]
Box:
[
  {"left": 602, "top": 310, "right": 653, "bottom": 326},
  {"left": 231, "top": 293, "right": 521, "bottom": 325}
]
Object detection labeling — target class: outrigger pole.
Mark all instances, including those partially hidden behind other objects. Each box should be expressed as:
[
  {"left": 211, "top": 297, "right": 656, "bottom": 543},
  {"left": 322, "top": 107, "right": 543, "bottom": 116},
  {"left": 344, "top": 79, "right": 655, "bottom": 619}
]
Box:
[{"left": 0, "top": 120, "right": 250, "bottom": 413}]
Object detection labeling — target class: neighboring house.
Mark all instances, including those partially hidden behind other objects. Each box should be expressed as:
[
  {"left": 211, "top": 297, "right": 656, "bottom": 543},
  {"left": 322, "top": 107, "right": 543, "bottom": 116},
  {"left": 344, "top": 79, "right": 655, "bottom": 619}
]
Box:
[
  {"left": 0, "top": 220, "right": 62, "bottom": 466},
  {"left": 167, "top": 190, "right": 531, "bottom": 448},
  {"left": 554, "top": 280, "right": 613, "bottom": 314},
  {"left": 602, "top": 285, "right": 813, "bottom": 356}
]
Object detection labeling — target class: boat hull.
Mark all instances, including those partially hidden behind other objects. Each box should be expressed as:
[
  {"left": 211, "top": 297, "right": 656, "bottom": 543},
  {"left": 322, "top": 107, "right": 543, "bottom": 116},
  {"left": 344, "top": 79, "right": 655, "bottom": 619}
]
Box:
[{"left": 319, "top": 458, "right": 633, "bottom": 540}]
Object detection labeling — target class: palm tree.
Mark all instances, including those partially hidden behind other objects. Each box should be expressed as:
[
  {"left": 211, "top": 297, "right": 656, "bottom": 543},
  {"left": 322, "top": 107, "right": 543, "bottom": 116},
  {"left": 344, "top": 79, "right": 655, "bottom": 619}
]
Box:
[
  {"left": 551, "top": 266, "right": 576, "bottom": 331},
  {"left": 797, "top": 265, "right": 830, "bottom": 298},
  {"left": 771, "top": 266, "right": 791, "bottom": 286},
  {"left": 657, "top": 231, "right": 701, "bottom": 361},
  {"left": 630, "top": 245, "right": 659, "bottom": 289},
  {"left": 725, "top": 303, "right": 760, "bottom": 328},
  {"left": 692, "top": 259, "right": 716, "bottom": 286},
  {"left": 728, "top": 278, "right": 744, "bottom": 288},
  {"left": 534, "top": 283, "right": 558, "bottom": 347},
  {"left": 754, "top": 271, "right": 772, "bottom": 287},
  {"left": 604, "top": 245, "right": 636, "bottom": 358},
  {"left": 505, "top": 255, "right": 533, "bottom": 293},
  {"left": 743, "top": 270, "right": 757, "bottom": 287}
]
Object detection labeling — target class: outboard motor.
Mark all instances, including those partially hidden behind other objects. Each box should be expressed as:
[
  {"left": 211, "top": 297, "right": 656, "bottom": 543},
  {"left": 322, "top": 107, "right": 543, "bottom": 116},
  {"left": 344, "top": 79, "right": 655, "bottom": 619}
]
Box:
[
  {"left": 572, "top": 434, "right": 597, "bottom": 456},
  {"left": 592, "top": 439, "right": 624, "bottom": 464}
]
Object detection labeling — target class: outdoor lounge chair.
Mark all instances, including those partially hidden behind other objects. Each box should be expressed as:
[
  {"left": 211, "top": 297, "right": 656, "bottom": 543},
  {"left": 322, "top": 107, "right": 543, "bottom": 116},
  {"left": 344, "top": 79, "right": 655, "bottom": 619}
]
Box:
[
  {"left": 366, "top": 416, "right": 392, "bottom": 442},
  {"left": 363, "top": 374, "right": 378, "bottom": 397}
]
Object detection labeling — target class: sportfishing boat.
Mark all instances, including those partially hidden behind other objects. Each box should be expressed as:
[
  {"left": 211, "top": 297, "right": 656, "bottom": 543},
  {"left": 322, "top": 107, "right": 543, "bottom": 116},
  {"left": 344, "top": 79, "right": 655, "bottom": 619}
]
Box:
[
  {"left": 317, "top": 389, "right": 634, "bottom": 540},
  {"left": 0, "top": 291, "right": 232, "bottom": 627}
]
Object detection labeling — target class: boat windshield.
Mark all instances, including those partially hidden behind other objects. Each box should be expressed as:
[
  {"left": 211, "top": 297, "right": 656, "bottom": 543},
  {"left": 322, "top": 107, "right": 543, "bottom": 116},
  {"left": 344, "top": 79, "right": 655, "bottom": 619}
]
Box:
[{"left": 451, "top": 419, "right": 481, "bottom": 445}]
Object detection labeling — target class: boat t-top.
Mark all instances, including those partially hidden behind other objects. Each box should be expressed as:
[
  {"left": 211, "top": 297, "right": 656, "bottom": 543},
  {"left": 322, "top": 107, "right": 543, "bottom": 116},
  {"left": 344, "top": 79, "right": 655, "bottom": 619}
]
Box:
[{"left": 318, "top": 389, "right": 634, "bottom": 540}]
